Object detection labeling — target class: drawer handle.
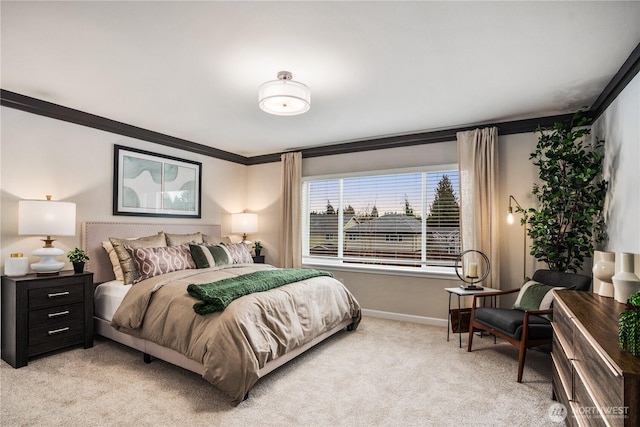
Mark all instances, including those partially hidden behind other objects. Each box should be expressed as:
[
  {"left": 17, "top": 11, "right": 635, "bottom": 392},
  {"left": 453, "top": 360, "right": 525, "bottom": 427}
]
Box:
[
  {"left": 48, "top": 310, "right": 70, "bottom": 318},
  {"left": 48, "top": 327, "right": 70, "bottom": 335},
  {"left": 48, "top": 291, "right": 70, "bottom": 298}
]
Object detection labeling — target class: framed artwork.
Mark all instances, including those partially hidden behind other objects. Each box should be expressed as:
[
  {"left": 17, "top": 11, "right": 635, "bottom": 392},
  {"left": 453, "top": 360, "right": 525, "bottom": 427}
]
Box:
[{"left": 113, "top": 145, "right": 202, "bottom": 218}]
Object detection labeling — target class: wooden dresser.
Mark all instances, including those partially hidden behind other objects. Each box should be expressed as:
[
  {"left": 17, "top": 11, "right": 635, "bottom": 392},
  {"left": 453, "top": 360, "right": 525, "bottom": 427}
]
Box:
[{"left": 552, "top": 290, "right": 640, "bottom": 426}]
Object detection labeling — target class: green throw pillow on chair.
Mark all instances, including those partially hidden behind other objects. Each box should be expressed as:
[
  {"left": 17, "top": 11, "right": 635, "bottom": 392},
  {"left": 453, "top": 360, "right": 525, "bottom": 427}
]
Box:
[{"left": 513, "top": 281, "right": 563, "bottom": 312}]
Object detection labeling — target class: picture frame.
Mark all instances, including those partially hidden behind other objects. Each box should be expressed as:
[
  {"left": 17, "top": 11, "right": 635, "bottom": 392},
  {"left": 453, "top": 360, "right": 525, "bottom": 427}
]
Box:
[{"left": 113, "top": 145, "right": 202, "bottom": 218}]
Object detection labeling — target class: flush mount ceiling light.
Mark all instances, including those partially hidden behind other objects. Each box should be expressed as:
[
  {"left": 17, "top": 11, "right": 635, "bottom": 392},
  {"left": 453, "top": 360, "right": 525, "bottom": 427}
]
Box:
[{"left": 258, "top": 71, "right": 310, "bottom": 116}]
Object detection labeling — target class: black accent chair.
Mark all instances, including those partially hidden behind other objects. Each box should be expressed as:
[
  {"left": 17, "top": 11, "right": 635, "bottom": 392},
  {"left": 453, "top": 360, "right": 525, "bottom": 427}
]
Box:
[{"left": 467, "top": 269, "right": 591, "bottom": 382}]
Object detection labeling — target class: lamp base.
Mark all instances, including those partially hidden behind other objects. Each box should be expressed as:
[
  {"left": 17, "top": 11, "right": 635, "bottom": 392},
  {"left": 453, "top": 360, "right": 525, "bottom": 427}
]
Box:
[{"left": 31, "top": 247, "right": 65, "bottom": 275}]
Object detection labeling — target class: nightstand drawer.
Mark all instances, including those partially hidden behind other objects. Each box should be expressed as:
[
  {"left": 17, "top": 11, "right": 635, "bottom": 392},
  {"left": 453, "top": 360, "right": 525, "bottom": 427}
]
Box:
[
  {"left": 28, "top": 320, "right": 84, "bottom": 347},
  {"left": 29, "top": 303, "right": 84, "bottom": 329},
  {"left": 28, "top": 283, "right": 84, "bottom": 309}
]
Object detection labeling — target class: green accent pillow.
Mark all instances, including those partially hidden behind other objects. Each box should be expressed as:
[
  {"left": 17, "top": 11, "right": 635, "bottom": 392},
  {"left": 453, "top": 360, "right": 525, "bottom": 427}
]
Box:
[
  {"left": 513, "top": 281, "right": 562, "bottom": 312},
  {"left": 189, "top": 244, "right": 231, "bottom": 268}
]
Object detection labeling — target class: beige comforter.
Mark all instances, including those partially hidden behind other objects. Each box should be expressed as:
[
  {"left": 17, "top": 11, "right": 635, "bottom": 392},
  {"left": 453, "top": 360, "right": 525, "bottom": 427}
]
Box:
[{"left": 111, "top": 264, "right": 361, "bottom": 404}]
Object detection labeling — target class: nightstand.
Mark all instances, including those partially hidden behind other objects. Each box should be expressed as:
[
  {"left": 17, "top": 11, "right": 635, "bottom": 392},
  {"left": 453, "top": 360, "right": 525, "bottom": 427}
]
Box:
[
  {"left": 1, "top": 271, "right": 94, "bottom": 368},
  {"left": 252, "top": 255, "right": 265, "bottom": 264}
]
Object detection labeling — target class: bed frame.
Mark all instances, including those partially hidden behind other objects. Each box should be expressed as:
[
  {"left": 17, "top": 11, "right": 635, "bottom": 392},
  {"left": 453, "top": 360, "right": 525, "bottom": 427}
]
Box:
[{"left": 83, "top": 222, "right": 351, "bottom": 385}]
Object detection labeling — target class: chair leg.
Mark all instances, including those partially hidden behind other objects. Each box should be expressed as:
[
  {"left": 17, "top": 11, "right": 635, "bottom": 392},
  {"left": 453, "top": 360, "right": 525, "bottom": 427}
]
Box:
[
  {"left": 517, "top": 340, "right": 527, "bottom": 383},
  {"left": 467, "top": 324, "right": 475, "bottom": 352}
]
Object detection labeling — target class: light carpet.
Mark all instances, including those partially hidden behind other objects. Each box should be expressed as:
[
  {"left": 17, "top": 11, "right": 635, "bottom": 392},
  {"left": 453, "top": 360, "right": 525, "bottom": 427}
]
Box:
[{"left": 1, "top": 316, "right": 562, "bottom": 426}]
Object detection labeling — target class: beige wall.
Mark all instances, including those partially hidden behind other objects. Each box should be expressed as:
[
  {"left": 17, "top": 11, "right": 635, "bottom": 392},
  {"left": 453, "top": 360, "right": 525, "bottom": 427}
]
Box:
[
  {"left": 244, "top": 161, "right": 281, "bottom": 266},
  {"left": 253, "top": 137, "right": 541, "bottom": 321},
  {"left": 0, "top": 106, "right": 542, "bottom": 323},
  {"left": 0, "top": 107, "right": 247, "bottom": 271},
  {"left": 3, "top": 72, "right": 637, "bottom": 323}
]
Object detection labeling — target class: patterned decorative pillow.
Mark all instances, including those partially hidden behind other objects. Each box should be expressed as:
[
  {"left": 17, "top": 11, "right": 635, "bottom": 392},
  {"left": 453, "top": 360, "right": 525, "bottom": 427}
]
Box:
[
  {"left": 165, "top": 232, "right": 203, "bottom": 246},
  {"left": 125, "top": 244, "right": 196, "bottom": 284},
  {"left": 189, "top": 244, "right": 232, "bottom": 268},
  {"left": 513, "top": 280, "right": 563, "bottom": 312},
  {"left": 109, "top": 232, "right": 167, "bottom": 285},
  {"left": 223, "top": 242, "right": 254, "bottom": 264},
  {"left": 102, "top": 240, "right": 124, "bottom": 282}
]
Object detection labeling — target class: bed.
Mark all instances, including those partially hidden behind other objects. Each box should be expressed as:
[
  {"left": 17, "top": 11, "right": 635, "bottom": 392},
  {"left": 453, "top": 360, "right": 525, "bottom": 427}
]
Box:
[{"left": 83, "top": 222, "right": 361, "bottom": 405}]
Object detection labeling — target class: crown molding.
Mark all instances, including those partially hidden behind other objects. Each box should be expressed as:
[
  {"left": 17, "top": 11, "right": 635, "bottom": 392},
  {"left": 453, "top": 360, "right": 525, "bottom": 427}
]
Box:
[
  {"left": 0, "top": 90, "right": 248, "bottom": 165},
  {"left": 589, "top": 42, "right": 640, "bottom": 121},
  {"left": 2, "top": 41, "right": 638, "bottom": 166}
]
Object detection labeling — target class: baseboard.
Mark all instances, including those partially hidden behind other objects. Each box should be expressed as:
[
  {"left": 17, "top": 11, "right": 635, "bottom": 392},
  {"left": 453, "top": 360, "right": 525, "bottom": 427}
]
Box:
[{"left": 362, "top": 309, "right": 447, "bottom": 327}]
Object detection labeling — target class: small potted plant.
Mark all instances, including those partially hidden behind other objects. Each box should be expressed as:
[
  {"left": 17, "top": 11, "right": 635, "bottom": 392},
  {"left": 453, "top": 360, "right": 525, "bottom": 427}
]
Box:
[
  {"left": 619, "top": 291, "right": 640, "bottom": 357},
  {"left": 67, "top": 248, "right": 89, "bottom": 274},
  {"left": 253, "top": 241, "right": 263, "bottom": 257}
]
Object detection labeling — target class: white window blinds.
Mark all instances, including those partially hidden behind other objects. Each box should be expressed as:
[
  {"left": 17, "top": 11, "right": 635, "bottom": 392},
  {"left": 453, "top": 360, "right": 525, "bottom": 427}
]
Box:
[{"left": 302, "top": 166, "right": 461, "bottom": 271}]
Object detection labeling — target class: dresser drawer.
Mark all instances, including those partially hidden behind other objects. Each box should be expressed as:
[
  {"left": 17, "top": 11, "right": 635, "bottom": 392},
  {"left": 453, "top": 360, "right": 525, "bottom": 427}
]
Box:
[
  {"left": 573, "top": 324, "right": 623, "bottom": 410},
  {"left": 574, "top": 366, "right": 609, "bottom": 427},
  {"left": 552, "top": 332, "right": 573, "bottom": 400},
  {"left": 28, "top": 303, "right": 84, "bottom": 329},
  {"left": 553, "top": 301, "right": 574, "bottom": 353},
  {"left": 28, "top": 283, "right": 84, "bottom": 309},
  {"left": 552, "top": 362, "right": 575, "bottom": 426}
]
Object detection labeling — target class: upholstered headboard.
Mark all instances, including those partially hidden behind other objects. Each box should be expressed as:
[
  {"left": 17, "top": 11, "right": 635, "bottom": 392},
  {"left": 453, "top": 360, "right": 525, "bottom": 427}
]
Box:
[{"left": 82, "top": 222, "right": 222, "bottom": 284}]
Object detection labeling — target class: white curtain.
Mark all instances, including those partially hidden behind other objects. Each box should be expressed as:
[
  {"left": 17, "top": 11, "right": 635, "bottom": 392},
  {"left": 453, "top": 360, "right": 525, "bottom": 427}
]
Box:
[
  {"left": 457, "top": 127, "right": 500, "bottom": 289},
  {"left": 280, "top": 152, "right": 302, "bottom": 268}
]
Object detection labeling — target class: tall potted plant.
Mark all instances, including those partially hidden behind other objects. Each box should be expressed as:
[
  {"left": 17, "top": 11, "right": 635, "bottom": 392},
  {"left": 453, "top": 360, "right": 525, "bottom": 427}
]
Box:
[{"left": 522, "top": 113, "right": 608, "bottom": 273}]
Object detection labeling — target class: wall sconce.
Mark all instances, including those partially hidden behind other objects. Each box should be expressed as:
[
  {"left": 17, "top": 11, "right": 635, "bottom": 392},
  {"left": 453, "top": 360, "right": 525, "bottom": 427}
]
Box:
[
  {"left": 231, "top": 212, "right": 258, "bottom": 242},
  {"left": 18, "top": 195, "right": 76, "bottom": 275},
  {"left": 507, "top": 195, "right": 527, "bottom": 280}
]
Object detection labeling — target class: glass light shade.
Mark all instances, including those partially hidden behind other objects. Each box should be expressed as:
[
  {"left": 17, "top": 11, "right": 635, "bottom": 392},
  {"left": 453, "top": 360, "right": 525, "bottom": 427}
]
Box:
[
  {"left": 259, "top": 78, "right": 310, "bottom": 116},
  {"left": 232, "top": 213, "right": 258, "bottom": 234}
]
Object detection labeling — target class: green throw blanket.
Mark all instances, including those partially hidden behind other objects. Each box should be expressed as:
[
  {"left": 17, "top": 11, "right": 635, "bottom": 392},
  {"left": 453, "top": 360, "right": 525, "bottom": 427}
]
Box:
[{"left": 187, "top": 268, "right": 333, "bottom": 315}]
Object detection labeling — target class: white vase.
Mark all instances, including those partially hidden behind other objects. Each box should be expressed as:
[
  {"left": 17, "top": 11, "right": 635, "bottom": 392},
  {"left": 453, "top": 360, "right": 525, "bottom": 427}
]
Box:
[
  {"left": 592, "top": 251, "right": 615, "bottom": 298},
  {"left": 612, "top": 253, "right": 640, "bottom": 304}
]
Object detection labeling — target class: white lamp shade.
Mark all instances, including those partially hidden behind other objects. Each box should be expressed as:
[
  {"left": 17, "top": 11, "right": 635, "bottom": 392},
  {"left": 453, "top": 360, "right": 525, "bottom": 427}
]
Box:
[
  {"left": 232, "top": 213, "right": 258, "bottom": 234},
  {"left": 259, "top": 75, "right": 310, "bottom": 116},
  {"left": 19, "top": 200, "right": 76, "bottom": 236}
]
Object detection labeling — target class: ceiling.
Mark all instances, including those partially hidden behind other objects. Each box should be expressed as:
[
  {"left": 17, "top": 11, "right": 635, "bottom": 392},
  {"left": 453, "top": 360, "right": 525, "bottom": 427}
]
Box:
[{"left": 2, "top": 1, "right": 639, "bottom": 158}]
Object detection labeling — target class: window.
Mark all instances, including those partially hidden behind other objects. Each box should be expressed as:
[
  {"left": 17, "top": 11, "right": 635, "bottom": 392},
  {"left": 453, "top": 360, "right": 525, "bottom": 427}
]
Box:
[{"left": 302, "top": 165, "right": 461, "bottom": 274}]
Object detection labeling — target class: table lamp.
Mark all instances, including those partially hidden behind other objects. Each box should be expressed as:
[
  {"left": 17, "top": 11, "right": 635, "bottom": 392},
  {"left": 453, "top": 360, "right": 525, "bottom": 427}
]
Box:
[
  {"left": 18, "top": 196, "right": 76, "bottom": 275},
  {"left": 231, "top": 212, "right": 258, "bottom": 242}
]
